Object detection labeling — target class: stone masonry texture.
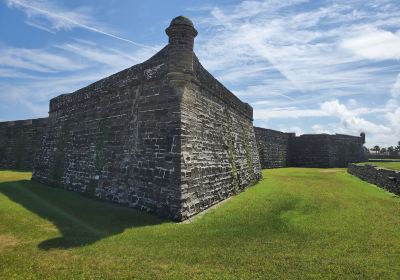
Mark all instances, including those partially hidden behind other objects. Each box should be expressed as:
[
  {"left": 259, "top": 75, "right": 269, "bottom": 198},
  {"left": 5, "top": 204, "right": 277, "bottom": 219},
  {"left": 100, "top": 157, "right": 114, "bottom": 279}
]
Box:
[
  {"left": 31, "top": 16, "right": 262, "bottom": 221},
  {"left": 254, "top": 127, "right": 294, "bottom": 169},
  {"left": 290, "top": 133, "right": 368, "bottom": 167},
  {"left": 254, "top": 127, "right": 368, "bottom": 168},
  {"left": 348, "top": 164, "right": 400, "bottom": 195},
  {"left": 0, "top": 118, "right": 48, "bottom": 170}
]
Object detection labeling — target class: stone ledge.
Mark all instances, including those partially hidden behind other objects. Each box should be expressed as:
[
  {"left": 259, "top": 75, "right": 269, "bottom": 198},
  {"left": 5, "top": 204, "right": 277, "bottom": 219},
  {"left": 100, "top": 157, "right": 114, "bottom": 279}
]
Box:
[{"left": 348, "top": 163, "right": 400, "bottom": 195}]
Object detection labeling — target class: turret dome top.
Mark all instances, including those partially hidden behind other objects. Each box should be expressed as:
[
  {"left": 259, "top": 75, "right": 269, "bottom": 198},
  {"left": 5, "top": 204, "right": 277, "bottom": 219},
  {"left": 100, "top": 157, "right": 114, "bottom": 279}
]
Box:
[
  {"left": 166, "top": 16, "right": 198, "bottom": 38},
  {"left": 169, "top": 16, "right": 195, "bottom": 28}
]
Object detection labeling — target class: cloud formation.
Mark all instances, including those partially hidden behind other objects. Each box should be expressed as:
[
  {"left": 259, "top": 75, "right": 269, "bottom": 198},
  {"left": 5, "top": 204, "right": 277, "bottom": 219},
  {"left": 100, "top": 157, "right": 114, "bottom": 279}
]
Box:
[
  {"left": 195, "top": 0, "right": 400, "bottom": 146},
  {"left": 1, "top": 0, "right": 399, "bottom": 147},
  {"left": 5, "top": 0, "right": 152, "bottom": 48},
  {"left": 341, "top": 28, "right": 400, "bottom": 60}
]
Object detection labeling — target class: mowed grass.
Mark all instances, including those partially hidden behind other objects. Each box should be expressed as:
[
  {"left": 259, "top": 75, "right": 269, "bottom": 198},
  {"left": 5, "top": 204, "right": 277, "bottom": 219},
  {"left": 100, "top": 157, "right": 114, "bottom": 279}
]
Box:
[
  {"left": 358, "top": 161, "right": 400, "bottom": 171},
  {"left": 0, "top": 169, "right": 399, "bottom": 280}
]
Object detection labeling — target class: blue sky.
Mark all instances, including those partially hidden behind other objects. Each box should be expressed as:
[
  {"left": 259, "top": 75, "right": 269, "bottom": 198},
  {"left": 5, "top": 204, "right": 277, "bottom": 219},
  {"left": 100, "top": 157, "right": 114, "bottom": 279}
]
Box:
[{"left": 0, "top": 0, "right": 399, "bottom": 147}]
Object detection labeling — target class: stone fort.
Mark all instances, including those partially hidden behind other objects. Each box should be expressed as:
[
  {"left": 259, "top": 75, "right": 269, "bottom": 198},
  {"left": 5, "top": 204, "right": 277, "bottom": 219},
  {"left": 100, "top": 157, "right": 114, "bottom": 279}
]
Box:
[{"left": 0, "top": 16, "right": 367, "bottom": 221}]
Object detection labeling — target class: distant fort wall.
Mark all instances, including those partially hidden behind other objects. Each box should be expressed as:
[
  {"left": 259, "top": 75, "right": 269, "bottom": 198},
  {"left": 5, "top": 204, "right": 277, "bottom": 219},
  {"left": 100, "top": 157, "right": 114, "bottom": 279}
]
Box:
[
  {"left": 254, "top": 127, "right": 367, "bottom": 168},
  {"left": 290, "top": 133, "right": 367, "bottom": 167},
  {"left": 0, "top": 118, "right": 48, "bottom": 170},
  {"left": 254, "top": 127, "right": 294, "bottom": 168}
]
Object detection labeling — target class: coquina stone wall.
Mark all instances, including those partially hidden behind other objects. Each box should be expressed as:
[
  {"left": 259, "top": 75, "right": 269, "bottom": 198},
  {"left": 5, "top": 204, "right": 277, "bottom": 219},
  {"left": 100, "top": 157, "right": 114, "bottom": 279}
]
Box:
[
  {"left": 289, "top": 134, "right": 332, "bottom": 167},
  {"left": 348, "top": 164, "right": 400, "bottom": 195},
  {"left": 254, "top": 127, "right": 294, "bottom": 169},
  {"left": 179, "top": 55, "right": 261, "bottom": 218},
  {"left": 32, "top": 46, "right": 183, "bottom": 219},
  {"left": 254, "top": 128, "right": 367, "bottom": 168},
  {"left": 290, "top": 133, "right": 367, "bottom": 167},
  {"left": 32, "top": 16, "right": 261, "bottom": 221},
  {"left": 0, "top": 118, "right": 48, "bottom": 170},
  {"left": 327, "top": 134, "right": 368, "bottom": 167}
]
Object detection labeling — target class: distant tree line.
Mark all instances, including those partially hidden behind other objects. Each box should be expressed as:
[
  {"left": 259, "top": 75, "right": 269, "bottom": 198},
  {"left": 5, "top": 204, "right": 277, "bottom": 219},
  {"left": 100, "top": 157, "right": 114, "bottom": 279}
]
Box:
[{"left": 370, "top": 141, "right": 400, "bottom": 155}]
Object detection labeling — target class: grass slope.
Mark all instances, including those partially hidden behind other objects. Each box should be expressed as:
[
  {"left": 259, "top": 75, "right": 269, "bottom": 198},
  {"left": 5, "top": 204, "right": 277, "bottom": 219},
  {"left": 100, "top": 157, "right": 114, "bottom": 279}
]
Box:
[
  {"left": 0, "top": 169, "right": 399, "bottom": 279},
  {"left": 358, "top": 162, "right": 400, "bottom": 171}
]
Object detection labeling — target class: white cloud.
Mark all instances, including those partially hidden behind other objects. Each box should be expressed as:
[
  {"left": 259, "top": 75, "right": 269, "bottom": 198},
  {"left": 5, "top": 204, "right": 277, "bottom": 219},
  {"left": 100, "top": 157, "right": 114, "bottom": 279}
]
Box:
[
  {"left": 1, "top": 0, "right": 399, "bottom": 147},
  {"left": 391, "top": 74, "right": 400, "bottom": 98},
  {"left": 341, "top": 29, "right": 400, "bottom": 60},
  {"left": 5, "top": 0, "right": 153, "bottom": 48},
  {"left": 312, "top": 124, "right": 331, "bottom": 134},
  {"left": 0, "top": 45, "right": 86, "bottom": 72},
  {"left": 287, "top": 126, "right": 303, "bottom": 135},
  {"left": 254, "top": 99, "right": 397, "bottom": 146},
  {"left": 0, "top": 67, "right": 36, "bottom": 78},
  {"left": 207, "top": 0, "right": 310, "bottom": 24},
  {"left": 195, "top": 0, "right": 400, "bottom": 147},
  {"left": 56, "top": 42, "right": 147, "bottom": 70},
  {"left": 196, "top": 0, "right": 400, "bottom": 105},
  {"left": 6, "top": 0, "right": 105, "bottom": 31},
  {"left": 385, "top": 107, "right": 400, "bottom": 126},
  {"left": 254, "top": 107, "right": 328, "bottom": 120},
  {"left": 0, "top": 37, "right": 160, "bottom": 119},
  {"left": 251, "top": 100, "right": 273, "bottom": 106}
]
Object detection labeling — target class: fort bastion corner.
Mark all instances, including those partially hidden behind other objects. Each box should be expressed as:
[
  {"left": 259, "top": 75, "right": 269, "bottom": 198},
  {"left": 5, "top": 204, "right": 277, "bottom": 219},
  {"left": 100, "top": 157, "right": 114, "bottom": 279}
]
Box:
[{"left": 0, "top": 16, "right": 368, "bottom": 221}]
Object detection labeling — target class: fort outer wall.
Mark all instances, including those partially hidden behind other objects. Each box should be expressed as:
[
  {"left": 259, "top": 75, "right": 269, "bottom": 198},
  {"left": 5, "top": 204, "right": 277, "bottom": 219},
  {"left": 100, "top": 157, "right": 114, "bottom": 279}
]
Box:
[
  {"left": 254, "top": 127, "right": 367, "bottom": 168},
  {"left": 32, "top": 46, "right": 184, "bottom": 219},
  {"left": 32, "top": 16, "right": 261, "bottom": 221},
  {"left": 289, "top": 133, "right": 367, "bottom": 167},
  {"left": 178, "top": 54, "right": 262, "bottom": 218},
  {"left": 254, "top": 127, "right": 294, "bottom": 169},
  {"left": 0, "top": 118, "right": 48, "bottom": 170}
]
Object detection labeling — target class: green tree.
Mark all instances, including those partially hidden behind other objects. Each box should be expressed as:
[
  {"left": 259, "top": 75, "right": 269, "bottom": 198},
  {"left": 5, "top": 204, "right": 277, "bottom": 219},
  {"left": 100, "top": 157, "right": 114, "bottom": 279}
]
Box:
[
  {"left": 394, "top": 142, "right": 400, "bottom": 155},
  {"left": 373, "top": 145, "right": 380, "bottom": 152}
]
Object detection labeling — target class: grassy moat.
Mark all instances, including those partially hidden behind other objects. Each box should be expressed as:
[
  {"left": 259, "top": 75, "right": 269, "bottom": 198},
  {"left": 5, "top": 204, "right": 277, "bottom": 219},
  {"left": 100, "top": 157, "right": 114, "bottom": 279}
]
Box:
[{"left": 0, "top": 168, "right": 399, "bottom": 279}]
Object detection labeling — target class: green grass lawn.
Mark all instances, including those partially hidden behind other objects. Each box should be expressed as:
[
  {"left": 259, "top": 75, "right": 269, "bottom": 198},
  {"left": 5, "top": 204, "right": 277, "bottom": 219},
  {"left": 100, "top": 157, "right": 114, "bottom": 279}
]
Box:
[
  {"left": 0, "top": 168, "right": 399, "bottom": 279},
  {"left": 358, "top": 161, "right": 400, "bottom": 170}
]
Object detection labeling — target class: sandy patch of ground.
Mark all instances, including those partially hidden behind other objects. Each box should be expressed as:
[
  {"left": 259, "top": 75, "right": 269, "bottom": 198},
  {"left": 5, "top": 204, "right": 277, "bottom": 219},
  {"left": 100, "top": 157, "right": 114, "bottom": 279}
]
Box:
[
  {"left": 0, "top": 234, "right": 21, "bottom": 251},
  {"left": 319, "top": 169, "right": 339, "bottom": 173}
]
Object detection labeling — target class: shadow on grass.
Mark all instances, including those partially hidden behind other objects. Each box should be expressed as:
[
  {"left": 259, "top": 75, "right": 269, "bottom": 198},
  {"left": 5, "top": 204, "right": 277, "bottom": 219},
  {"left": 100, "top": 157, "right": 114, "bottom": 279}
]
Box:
[{"left": 0, "top": 179, "right": 166, "bottom": 250}]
